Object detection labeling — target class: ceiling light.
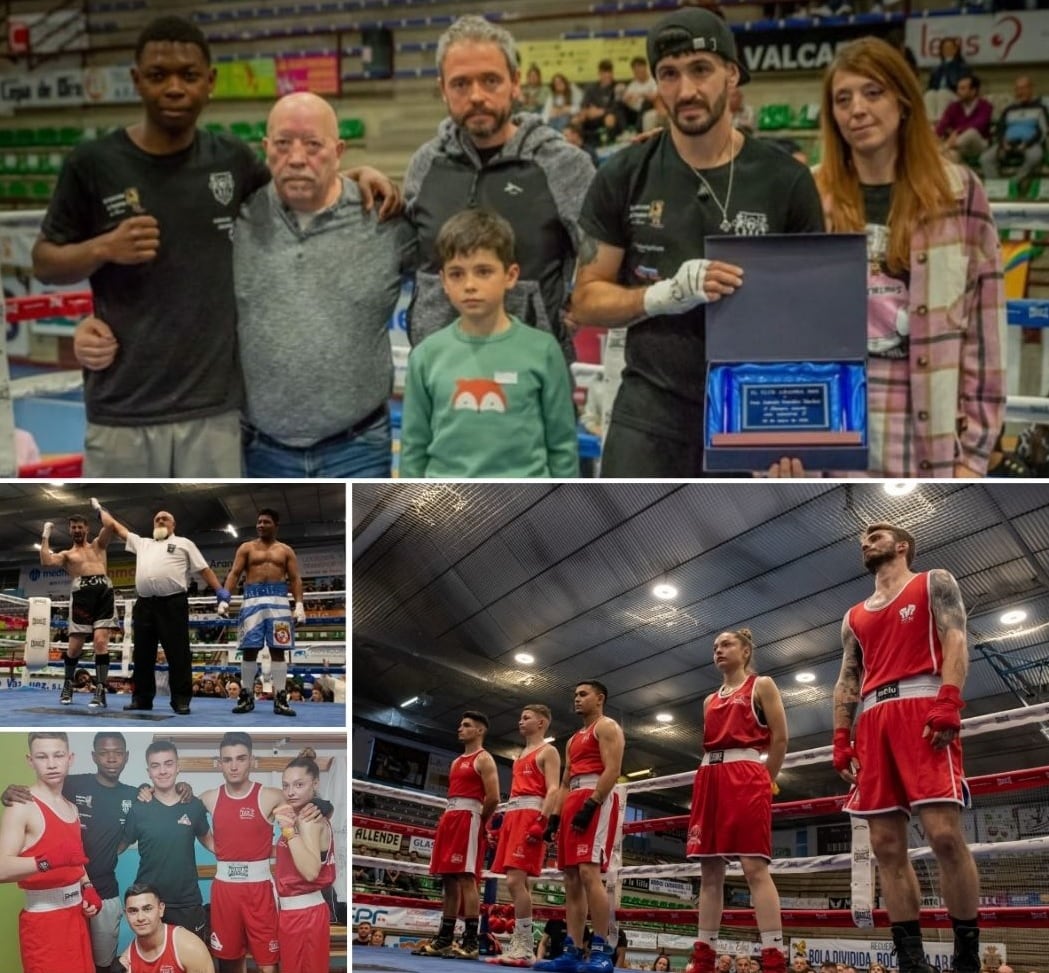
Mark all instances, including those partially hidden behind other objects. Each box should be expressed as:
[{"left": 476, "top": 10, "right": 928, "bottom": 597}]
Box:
[
  {"left": 1000, "top": 609, "right": 1027, "bottom": 625},
  {"left": 400, "top": 695, "right": 419, "bottom": 708},
  {"left": 883, "top": 481, "right": 917, "bottom": 496},
  {"left": 653, "top": 582, "right": 678, "bottom": 600},
  {"left": 225, "top": 524, "right": 238, "bottom": 538},
  {"left": 514, "top": 652, "right": 535, "bottom": 665},
  {"left": 655, "top": 712, "right": 673, "bottom": 723},
  {"left": 626, "top": 768, "right": 652, "bottom": 778},
  {"left": 33, "top": 543, "right": 41, "bottom": 551},
  {"left": 795, "top": 672, "right": 816, "bottom": 684}
]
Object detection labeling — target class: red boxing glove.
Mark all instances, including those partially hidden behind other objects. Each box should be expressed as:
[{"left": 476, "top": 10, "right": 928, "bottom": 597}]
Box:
[
  {"left": 81, "top": 884, "right": 102, "bottom": 912},
  {"left": 525, "top": 815, "right": 548, "bottom": 844},
  {"left": 35, "top": 842, "right": 88, "bottom": 872},
  {"left": 485, "top": 827, "right": 499, "bottom": 849},
  {"left": 832, "top": 727, "right": 856, "bottom": 774},
  {"left": 925, "top": 684, "right": 964, "bottom": 733}
]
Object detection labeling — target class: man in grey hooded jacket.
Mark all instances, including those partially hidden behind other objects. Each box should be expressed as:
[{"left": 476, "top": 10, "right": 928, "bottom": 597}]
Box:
[{"left": 404, "top": 15, "right": 595, "bottom": 363}]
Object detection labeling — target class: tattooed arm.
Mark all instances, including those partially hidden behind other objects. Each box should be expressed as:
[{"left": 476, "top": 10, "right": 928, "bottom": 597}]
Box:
[
  {"left": 834, "top": 614, "right": 863, "bottom": 732},
  {"left": 570, "top": 233, "right": 649, "bottom": 328},
  {"left": 929, "top": 567, "right": 969, "bottom": 692}
]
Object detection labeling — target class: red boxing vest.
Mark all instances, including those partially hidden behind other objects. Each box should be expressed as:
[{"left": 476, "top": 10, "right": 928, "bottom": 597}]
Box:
[
  {"left": 447, "top": 751, "right": 487, "bottom": 801},
  {"left": 18, "top": 797, "right": 86, "bottom": 891},
  {"left": 847, "top": 572, "right": 944, "bottom": 695},
  {"left": 703, "top": 673, "right": 771, "bottom": 752},
  {"left": 213, "top": 782, "right": 273, "bottom": 861},
  {"left": 129, "top": 925, "right": 186, "bottom": 973},
  {"left": 510, "top": 748, "right": 547, "bottom": 798},
  {"left": 568, "top": 723, "right": 604, "bottom": 776},
  {"left": 275, "top": 820, "right": 336, "bottom": 896}
]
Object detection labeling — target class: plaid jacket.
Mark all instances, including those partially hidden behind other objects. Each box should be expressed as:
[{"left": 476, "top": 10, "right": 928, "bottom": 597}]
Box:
[{"left": 828, "top": 163, "right": 1006, "bottom": 476}]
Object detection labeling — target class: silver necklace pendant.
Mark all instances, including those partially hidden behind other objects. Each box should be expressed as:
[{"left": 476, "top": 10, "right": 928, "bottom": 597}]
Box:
[{"left": 719, "top": 218, "right": 732, "bottom": 232}]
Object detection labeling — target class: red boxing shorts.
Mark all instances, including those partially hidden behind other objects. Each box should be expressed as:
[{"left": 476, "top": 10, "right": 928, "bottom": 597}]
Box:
[
  {"left": 430, "top": 802, "right": 485, "bottom": 876},
  {"left": 557, "top": 787, "right": 619, "bottom": 871},
  {"left": 279, "top": 900, "right": 331, "bottom": 973},
  {"left": 492, "top": 802, "right": 546, "bottom": 877},
  {"left": 21, "top": 905, "right": 94, "bottom": 973},
  {"left": 685, "top": 752, "right": 771, "bottom": 860},
  {"left": 209, "top": 879, "right": 281, "bottom": 965},
  {"left": 845, "top": 693, "right": 968, "bottom": 816}
]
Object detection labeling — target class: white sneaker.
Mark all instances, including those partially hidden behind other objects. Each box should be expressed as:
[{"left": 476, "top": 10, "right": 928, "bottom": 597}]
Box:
[{"left": 496, "top": 929, "right": 535, "bottom": 967}]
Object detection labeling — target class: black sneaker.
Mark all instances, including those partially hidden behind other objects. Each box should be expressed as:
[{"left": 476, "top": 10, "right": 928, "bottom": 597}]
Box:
[
  {"left": 891, "top": 927, "right": 936, "bottom": 973},
  {"left": 59, "top": 679, "right": 73, "bottom": 704},
  {"left": 232, "top": 689, "right": 254, "bottom": 714},
  {"left": 273, "top": 690, "right": 296, "bottom": 717},
  {"left": 89, "top": 685, "right": 106, "bottom": 709},
  {"left": 952, "top": 926, "right": 980, "bottom": 973}
]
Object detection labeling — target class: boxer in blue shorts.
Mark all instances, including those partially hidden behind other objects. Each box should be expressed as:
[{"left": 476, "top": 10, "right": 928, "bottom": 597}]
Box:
[{"left": 221, "top": 508, "right": 304, "bottom": 717}]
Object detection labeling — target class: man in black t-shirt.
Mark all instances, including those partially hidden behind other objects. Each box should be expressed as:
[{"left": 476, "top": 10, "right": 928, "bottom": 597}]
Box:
[
  {"left": 2, "top": 731, "right": 137, "bottom": 973},
  {"left": 571, "top": 7, "right": 824, "bottom": 478},
  {"left": 120, "top": 740, "right": 212, "bottom": 941}
]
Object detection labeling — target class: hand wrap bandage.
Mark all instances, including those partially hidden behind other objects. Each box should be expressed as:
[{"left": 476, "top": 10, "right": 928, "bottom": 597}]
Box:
[
  {"left": 643, "top": 259, "right": 713, "bottom": 317},
  {"left": 925, "top": 684, "right": 964, "bottom": 733},
  {"left": 832, "top": 727, "right": 857, "bottom": 774}
]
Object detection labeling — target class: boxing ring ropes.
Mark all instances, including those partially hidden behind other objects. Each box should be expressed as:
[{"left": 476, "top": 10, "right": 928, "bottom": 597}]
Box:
[
  {"left": 351, "top": 700, "right": 1049, "bottom": 966},
  {"left": 0, "top": 588, "right": 347, "bottom": 716}
]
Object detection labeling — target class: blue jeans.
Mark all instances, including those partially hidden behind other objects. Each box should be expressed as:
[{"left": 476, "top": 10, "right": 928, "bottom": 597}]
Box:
[{"left": 243, "top": 409, "right": 392, "bottom": 478}]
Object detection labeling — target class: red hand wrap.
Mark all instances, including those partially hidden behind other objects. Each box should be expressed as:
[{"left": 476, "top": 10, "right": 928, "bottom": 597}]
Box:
[
  {"left": 525, "top": 815, "right": 548, "bottom": 844},
  {"left": 831, "top": 727, "right": 856, "bottom": 774},
  {"left": 925, "top": 684, "right": 964, "bottom": 732},
  {"left": 81, "top": 885, "right": 102, "bottom": 911}
]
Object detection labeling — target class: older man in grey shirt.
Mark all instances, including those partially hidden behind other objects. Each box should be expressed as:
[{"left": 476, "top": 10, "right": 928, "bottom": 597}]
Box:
[{"left": 234, "top": 91, "right": 412, "bottom": 477}]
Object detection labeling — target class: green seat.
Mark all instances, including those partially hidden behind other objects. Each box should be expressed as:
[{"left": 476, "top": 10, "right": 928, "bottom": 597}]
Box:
[
  {"left": 58, "top": 126, "right": 84, "bottom": 146},
  {"left": 796, "top": 103, "right": 820, "bottom": 129},
  {"left": 339, "top": 117, "right": 365, "bottom": 140},
  {"left": 34, "top": 127, "right": 60, "bottom": 146},
  {"left": 7, "top": 180, "right": 30, "bottom": 198},
  {"left": 30, "top": 180, "right": 51, "bottom": 199},
  {"left": 0, "top": 131, "right": 13, "bottom": 148},
  {"left": 204, "top": 122, "right": 227, "bottom": 134},
  {"left": 14, "top": 130, "right": 35, "bottom": 147},
  {"left": 230, "top": 121, "right": 256, "bottom": 141}
]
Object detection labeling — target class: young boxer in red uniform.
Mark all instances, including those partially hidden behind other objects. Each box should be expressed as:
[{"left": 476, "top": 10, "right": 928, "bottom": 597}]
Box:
[
  {"left": 684, "top": 629, "right": 788, "bottom": 973},
  {"left": 415, "top": 711, "right": 500, "bottom": 959},
  {"left": 119, "top": 883, "right": 214, "bottom": 973},
  {"left": 200, "top": 732, "right": 284, "bottom": 973},
  {"left": 535, "top": 681, "right": 624, "bottom": 973},
  {"left": 489, "top": 704, "right": 562, "bottom": 966},
  {"left": 834, "top": 523, "right": 980, "bottom": 973},
  {"left": 0, "top": 732, "right": 100, "bottom": 973},
  {"left": 273, "top": 749, "right": 337, "bottom": 973}
]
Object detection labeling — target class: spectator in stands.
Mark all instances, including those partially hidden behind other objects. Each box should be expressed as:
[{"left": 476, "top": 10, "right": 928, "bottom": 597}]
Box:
[
  {"left": 543, "top": 73, "right": 583, "bottom": 132},
  {"left": 790, "top": 958, "right": 812, "bottom": 973},
  {"left": 405, "top": 15, "right": 595, "bottom": 365},
  {"left": 225, "top": 679, "right": 241, "bottom": 700},
  {"left": 936, "top": 73, "right": 993, "bottom": 163},
  {"left": 979, "top": 75, "right": 1049, "bottom": 191},
  {"left": 621, "top": 56, "right": 658, "bottom": 131},
  {"left": 288, "top": 685, "right": 305, "bottom": 703},
  {"left": 310, "top": 686, "right": 325, "bottom": 702},
  {"left": 654, "top": 954, "right": 672, "bottom": 971},
  {"left": 518, "top": 64, "right": 549, "bottom": 114},
  {"left": 234, "top": 91, "right": 412, "bottom": 478},
  {"left": 371, "top": 929, "right": 387, "bottom": 947},
  {"left": 925, "top": 36, "right": 968, "bottom": 121},
  {"left": 575, "top": 59, "right": 624, "bottom": 147},
  {"left": 802, "top": 36, "right": 1005, "bottom": 478},
  {"left": 34, "top": 16, "right": 396, "bottom": 478},
  {"left": 729, "top": 87, "right": 756, "bottom": 135},
  {"left": 354, "top": 922, "right": 374, "bottom": 947}
]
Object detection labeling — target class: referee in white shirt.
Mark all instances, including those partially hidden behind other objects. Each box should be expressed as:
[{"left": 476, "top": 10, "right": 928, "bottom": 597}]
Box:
[{"left": 98, "top": 506, "right": 230, "bottom": 715}]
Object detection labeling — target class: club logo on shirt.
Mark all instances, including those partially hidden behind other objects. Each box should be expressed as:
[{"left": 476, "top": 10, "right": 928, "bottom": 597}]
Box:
[
  {"left": 730, "top": 211, "right": 770, "bottom": 236},
  {"left": 648, "top": 200, "right": 664, "bottom": 227},
  {"left": 167, "top": 543, "right": 176, "bottom": 554},
  {"left": 177, "top": 813, "right": 193, "bottom": 826},
  {"left": 239, "top": 807, "right": 257, "bottom": 820},
  {"left": 451, "top": 852, "right": 464, "bottom": 864},
  {"left": 274, "top": 621, "right": 292, "bottom": 645},
  {"left": 121, "top": 799, "right": 132, "bottom": 816},
  {"left": 452, "top": 378, "right": 508, "bottom": 413},
  {"left": 209, "top": 171, "right": 235, "bottom": 206},
  {"left": 899, "top": 604, "right": 916, "bottom": 623},
  {"left": 504, "top": 181, "right": 523, "bottom": 196},
  {"left": 210, "top": 931, "right": 224, "bottom": 950},
  {"left": 124, "top": 187, "right": 143, "bottom": 213}
]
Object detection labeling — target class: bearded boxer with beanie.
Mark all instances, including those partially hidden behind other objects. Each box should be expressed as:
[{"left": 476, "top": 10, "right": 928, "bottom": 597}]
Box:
[{"left": 834, "top": 523, "right": 980, "bottom": 973}]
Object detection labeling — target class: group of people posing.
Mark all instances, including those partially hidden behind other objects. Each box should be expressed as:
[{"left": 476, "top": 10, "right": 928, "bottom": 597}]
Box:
[
  {"left": 414, "top": 522, "right": 983, "bottom": 973},
  {"left": 32, "top": 6, "right": 1005, "bottom": 479},
  {"left": 40, "top": 502, "right": 307, "bottom": 717},
  {"left": 0, "top": 732, "right": 338, "bottom": 973}
]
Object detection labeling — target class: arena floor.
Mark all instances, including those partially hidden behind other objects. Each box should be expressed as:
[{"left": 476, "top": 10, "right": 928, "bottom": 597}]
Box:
[{"left": 0, "top": 687, "right": 344, "bottom": 726}]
